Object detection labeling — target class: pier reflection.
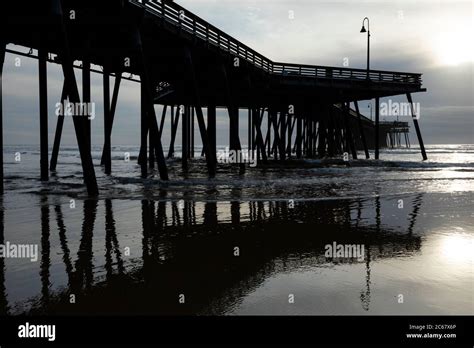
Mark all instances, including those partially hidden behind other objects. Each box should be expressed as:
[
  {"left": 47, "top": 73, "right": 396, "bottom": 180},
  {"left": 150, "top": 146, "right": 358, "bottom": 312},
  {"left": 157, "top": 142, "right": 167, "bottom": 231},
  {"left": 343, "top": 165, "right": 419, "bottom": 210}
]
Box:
[
  {"left": 1, "top": 194, "right": 424, "bottom": 315},
  {"left": 0, "top": 199, "right": 7, "bottom": 315}
]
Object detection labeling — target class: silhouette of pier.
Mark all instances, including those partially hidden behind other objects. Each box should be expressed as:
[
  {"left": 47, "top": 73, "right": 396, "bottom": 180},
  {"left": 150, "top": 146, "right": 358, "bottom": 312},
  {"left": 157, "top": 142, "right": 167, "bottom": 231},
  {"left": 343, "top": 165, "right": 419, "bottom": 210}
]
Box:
[
  {"left": 0, "top": 194, "right": 424, "bottom": 315},
  {"left": 0, "top": 0, "right": 428, "bottom": 195}
]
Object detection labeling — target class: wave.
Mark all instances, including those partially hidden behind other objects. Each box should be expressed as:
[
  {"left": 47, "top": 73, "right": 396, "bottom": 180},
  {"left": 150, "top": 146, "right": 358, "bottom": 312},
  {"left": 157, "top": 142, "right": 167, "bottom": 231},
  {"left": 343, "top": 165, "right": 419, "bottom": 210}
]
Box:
[{"left": 303, "top": 158, "right": 474, "bottom": 169}]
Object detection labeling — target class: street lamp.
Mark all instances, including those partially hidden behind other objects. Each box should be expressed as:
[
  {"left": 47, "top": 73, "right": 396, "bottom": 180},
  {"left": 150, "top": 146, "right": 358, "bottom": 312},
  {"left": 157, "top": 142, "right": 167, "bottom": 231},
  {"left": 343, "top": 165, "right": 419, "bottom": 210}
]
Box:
[{"left": 360, "top": 17, "right": 370, "bottom": 79}]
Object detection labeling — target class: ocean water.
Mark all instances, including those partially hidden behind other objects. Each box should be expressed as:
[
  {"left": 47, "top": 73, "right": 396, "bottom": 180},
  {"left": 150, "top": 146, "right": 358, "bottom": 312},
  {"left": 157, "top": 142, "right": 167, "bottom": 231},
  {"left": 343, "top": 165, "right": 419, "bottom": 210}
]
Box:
[{"left": 0, "top": 144, "right": 472, "bottom": 315}]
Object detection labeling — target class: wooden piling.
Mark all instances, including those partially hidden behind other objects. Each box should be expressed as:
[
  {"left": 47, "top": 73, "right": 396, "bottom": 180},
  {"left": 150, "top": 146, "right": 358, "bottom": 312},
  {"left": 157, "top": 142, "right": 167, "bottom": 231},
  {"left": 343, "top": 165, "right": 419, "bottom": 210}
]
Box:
[
  {"left": 407, "top": 93, "right": 427, "bottom": 161},
  {"left": 287, "top": 113, "right": 294, "bottom": 157},
  {"left": 208, "top": 105, "right": 216, "bottom": 158},
  {"left": 317, "top": 106, "right": 327, "bottom": 158},
  {"left": 343, "top": 102, "right": 358, "bottom": 159},
  {"left": 182, "top": 105, "right": 189, "bottom": 170},
  {"left": 139, "top": 80, "right": 148, "bottom": 178},
  {"left": 326, "top": 112, "right": 335, "bottom": 157},
  {"left": 83, "top": 58, "right": 91, "bottom": 154},
  {"left": 229, "top": 106, "right": 239, "bottom": 152},
  {"left": 252, "top": 107, "right": 268, "bottom": 163},
  {"left": 375, "top": 98, "right": 380, "bottom": 160},
  {"left": 50, "top": 82, "right": 67, "bottom": 171},
  {"left": 266, "top": 110, "right": 271, "bottom": 157},
  {"left": 101, "top": 72, "right": 122, "bottom": 166},
  {"left": 159, "top": 105, "right": 167, "bottom": 138},
  {"left": 38, "top": 46, "right": 49, "bottom": 181},
  {"left": 182, "top": 47, "right": 216, "bottom": 175},
  {"left": 191, "top": 107, "right": 195, "bottom": 159},
  {"left": 354, "top": 100, "right": 370, "bottom": 159},
  {"left": 0, "top": 42, "right": 5, "bottom": 194},
  {"left": 248, "top": 108, "right": 252, "bottom": 151},
  {"left": 53, "top": 0, "right": 98, "bottom": 195},
  {"left": 296, "top": 112, "right": 302, "bottom": 159},
  {"left": 279, "top": 109, "right": 286, "bottom": 161},
  {"left": 168, "top": 106, "right": 179, "bottom": 159},
  {"left": 221, "top": 63, "right": 245, "bottom": 173},
  {"left": 136, "top": 28, "right": 169, "bottom": 181},
  {"left": 103, "top": 65, "right": 112, "bottom": 175}
]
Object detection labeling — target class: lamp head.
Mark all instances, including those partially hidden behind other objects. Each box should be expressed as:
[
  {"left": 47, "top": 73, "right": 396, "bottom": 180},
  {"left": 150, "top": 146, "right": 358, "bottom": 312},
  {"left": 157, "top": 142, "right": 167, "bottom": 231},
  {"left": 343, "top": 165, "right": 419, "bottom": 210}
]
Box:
[{"left": 360, "top": 25, "right": 367, "bottom": 33}]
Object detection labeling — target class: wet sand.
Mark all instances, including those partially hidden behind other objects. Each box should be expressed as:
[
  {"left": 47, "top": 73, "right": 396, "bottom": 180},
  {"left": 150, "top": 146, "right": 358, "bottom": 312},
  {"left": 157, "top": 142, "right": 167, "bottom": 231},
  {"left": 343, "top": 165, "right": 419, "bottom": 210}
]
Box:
[{"left": 0, "top": 145, "right": 472, "bottom": 315}]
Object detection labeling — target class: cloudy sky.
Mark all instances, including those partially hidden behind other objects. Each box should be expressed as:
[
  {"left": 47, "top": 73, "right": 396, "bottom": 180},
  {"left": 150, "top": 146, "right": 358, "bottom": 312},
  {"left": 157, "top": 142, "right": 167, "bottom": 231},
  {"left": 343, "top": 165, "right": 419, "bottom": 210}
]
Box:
[{"left": 2, "top": 0, "right": 473, "bottom": 147}]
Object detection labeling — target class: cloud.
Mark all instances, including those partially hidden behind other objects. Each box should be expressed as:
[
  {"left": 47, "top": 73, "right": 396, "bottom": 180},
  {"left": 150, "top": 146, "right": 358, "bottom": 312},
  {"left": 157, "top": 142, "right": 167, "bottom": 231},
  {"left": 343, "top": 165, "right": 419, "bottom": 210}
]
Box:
[{"left": 1, "top": 0, "right": 473, "bottom": 145}]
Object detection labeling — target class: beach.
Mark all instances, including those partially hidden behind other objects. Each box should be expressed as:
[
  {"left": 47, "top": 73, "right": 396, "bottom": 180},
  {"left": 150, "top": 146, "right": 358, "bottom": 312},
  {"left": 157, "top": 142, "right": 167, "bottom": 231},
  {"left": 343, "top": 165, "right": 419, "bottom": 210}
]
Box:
[{"left": 0, "top": 144, "right": 472, "bottom": 315}]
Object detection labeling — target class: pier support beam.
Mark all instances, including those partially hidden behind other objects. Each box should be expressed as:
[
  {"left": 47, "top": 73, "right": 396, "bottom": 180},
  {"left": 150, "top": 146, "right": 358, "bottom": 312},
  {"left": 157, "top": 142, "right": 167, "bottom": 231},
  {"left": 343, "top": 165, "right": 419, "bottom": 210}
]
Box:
[
  {"left": 151, "top": 104, "right": 167, "bottom": 168},
  {"left": 407, "top": 93, "right": 427, "bottom": 161},
  {"left": 296, "top": 112, "right": 302, "bottom": 159},
  {"left": 279, "top": 109, "right": 286, "bottom": 161},
  {"left": 221, "top": 64, "right": 244, "bottom": 173},
  {"left": 244, "top": 74, "right": 266, "bottom": 163},
  {"left": 307, "top": 114, "right": 313, "bottom": 157},
  {"left": 50, "top": 82, "right": 67, "bottom": 171},
  {"left": 0, "top": 41, "right": 5, "bottom": 194},
  {"left": 136, "top": 28, "right": 168, "bottom": 181},
  {"left": 53, "top": 0, "right": 98, "bottom": 196},
  {"left": 139, "top": 80, "right": 148, "bottom": 178},
  {"left": 182, "top": 105, "right": 189, "bottom": 171},
  {"left": 252, "top": 109, "right": 257, "bottom": 154},
  {"left": 208, "top": 105, "right": 216, "bottom": 158},
  {"left": 38, "top": 46, "right": 49, "bottom": 181},
  {"left": 354, "top": 100, "right": 370, "bottom": 159},
  {"left": 252, "top": 107, "right": 268, "bottom": 163},
  {"left": 270, "top": 107, "right": 281, "bottom": 159},
  {"left": 192, "top": 102, "right": 217, "bottom": 177},
  {"left": 343, "top": 102, "right": 358, "bottom": 159},
  {"left": 304, "top": 115, "right": 309, "bottom": 157},
  {"left": 103, "top": 65, "right": 111, "bottom": 175},
  {"left": 168, "top": 106, "right": 179, "bottom": 159},
  {"left": 248, "top": 108, "right": 252, "bottom": 151},
  {"left": 229, "top": 106, "right": 239, "bottom": 152},
  {"left": 287, "top": 115, "right": 295, "bottom": 157},
  {"left": 327, "top": 112, "right": 335, "bottom": 157},
  {"left": 375, "top": 98, "right": 380, "bottom": 160},
  {"left": 149, "top": 124, "right": 155, "bottom": 168},
  {"left": 311, "top": 118, "right": 316, "bottom": 157},
  {"left": 83, "top": 57, "right": 91, "bottom": 153},
  {"left": 332, "top": 109, "right": 344, "bottom": 155},
  {"left": 317, "top": 107, "right": 327, "bottom": 158},
  {"left": 183, "top": 47, "right": 216, "bottom": 176},
  {"left": 266, "top": 110, "right": 271, "bottom": 157},
  {"left": 158, "top": 105, "right": 167, "bottom": 139},
  {"left": 191, "top": 107, "right": 195, "bottom": 159},
  {"left": 101, "top": 72, "right": 122, "bottom": 167},
  {"left": 306, "top": 115, "right": 314, "bottom": 158}
]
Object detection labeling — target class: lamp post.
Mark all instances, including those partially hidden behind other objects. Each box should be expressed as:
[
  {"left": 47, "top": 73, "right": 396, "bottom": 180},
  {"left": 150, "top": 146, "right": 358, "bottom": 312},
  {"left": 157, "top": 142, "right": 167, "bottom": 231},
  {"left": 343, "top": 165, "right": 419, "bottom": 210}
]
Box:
[{"left": 360, "top": 17, "right": 370, "bottom": 79}]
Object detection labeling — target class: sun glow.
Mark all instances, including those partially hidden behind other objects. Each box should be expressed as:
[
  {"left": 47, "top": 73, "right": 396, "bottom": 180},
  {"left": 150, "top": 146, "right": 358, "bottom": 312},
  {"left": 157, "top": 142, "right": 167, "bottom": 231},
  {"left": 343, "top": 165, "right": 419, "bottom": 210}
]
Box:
[
  {"left": 431, "top": 28, "right": 474, "bottom": 66},
  {"left": 440, "top": 233, "right": 473, "bottom": 265}
]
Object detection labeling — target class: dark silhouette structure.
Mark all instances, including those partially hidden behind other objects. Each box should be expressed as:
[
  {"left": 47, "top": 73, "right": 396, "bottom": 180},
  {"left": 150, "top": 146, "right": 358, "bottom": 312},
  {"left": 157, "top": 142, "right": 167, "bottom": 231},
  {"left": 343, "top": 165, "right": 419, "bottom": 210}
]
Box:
[
  {"left": 0, "top": 0, "right": 428, "bottom": 195},
  {"left": 0, "top": 194, "right": 424, "bottom": 315}
]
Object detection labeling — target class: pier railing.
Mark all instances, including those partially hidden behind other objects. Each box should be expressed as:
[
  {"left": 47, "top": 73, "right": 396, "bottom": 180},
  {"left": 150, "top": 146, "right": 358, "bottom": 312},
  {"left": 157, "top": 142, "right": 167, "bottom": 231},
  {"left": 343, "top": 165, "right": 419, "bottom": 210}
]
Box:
[{"left": 131, "top": 0, "right": 422, "bottom": 85}]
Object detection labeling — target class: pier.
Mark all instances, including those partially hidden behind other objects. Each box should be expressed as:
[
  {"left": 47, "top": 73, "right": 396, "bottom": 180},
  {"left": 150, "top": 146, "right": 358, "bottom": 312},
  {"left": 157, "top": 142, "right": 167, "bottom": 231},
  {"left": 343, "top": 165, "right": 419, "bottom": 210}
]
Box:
[{"left": 0, "top": 0, "right": 428, "bottom": 196}]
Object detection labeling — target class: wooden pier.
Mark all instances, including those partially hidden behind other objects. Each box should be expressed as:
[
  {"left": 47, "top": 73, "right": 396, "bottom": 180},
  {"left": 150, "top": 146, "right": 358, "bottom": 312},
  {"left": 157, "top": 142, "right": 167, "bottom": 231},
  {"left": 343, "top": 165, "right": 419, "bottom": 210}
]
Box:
[{"left": 0, "top": 0, "right": 428, "bottom": 195}]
